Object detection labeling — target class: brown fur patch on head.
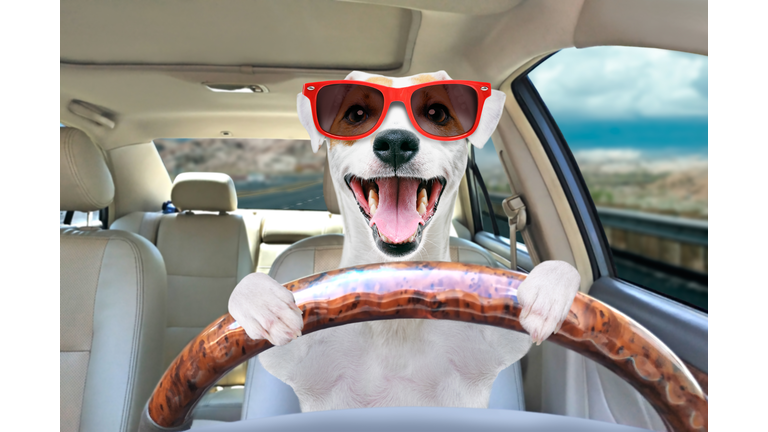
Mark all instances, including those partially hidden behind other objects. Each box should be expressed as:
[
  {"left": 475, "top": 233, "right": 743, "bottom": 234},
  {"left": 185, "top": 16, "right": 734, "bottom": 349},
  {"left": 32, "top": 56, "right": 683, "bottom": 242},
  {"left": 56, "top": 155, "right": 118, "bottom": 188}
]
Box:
[
  {"left": 409, "top": 74, "right": 438, "bottom": 85},
  {"left": 329, "top": 138, "right": 356, "bottom": 149},
  {"left": 365, "top": 76, "right": 393, "bottom": 87}
]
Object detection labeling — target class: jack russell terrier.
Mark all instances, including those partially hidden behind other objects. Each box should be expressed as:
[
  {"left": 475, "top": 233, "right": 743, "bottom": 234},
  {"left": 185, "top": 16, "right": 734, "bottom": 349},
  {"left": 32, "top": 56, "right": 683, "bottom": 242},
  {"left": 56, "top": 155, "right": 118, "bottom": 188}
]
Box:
[{"left": 229, "top": 71, "right": 580, "bottom": 411}]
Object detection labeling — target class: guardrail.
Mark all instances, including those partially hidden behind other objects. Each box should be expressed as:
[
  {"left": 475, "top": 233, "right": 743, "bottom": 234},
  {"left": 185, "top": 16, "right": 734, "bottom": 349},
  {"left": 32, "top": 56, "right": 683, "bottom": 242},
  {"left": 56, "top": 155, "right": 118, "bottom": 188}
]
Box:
[
  {"left": 486, "top": 193, "right": 707, "bottom": 275},
  {"left": 595, "top": 207, "right": 707, "bottom": 246}
]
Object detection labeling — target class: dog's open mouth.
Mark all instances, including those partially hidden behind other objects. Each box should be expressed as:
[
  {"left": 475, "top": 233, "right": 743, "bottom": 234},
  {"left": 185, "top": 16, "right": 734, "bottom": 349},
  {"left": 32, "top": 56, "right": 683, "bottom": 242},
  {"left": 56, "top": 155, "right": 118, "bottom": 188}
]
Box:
[{"left": 345, "top": 174, "right": 445, "bottom": 256}]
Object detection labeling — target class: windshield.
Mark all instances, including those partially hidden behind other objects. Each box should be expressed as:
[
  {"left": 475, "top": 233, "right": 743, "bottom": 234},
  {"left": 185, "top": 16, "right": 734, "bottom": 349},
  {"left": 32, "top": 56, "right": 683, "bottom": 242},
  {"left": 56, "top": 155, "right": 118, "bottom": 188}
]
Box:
[{"left": 154, "top": 138, "right": 327, "bottom": 211}]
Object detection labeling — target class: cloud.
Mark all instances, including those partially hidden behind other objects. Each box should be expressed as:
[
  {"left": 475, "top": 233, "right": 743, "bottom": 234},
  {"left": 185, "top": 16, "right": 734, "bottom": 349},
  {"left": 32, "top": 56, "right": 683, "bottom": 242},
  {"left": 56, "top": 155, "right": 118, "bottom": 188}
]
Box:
[{"left": 529, "top": 47, "right": 708, "bottom": 119}]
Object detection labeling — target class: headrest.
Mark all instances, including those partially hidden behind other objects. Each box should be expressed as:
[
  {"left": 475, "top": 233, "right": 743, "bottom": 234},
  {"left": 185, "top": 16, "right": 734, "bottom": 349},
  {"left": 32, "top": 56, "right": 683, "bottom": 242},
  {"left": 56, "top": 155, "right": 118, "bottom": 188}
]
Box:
[
  {"left": 171, "top": 172, "right": 237, "bottom": 212},
  {"left": 323, "top": 154, "right": 340, "bottom": 215},
  {"left": 60, "top": 128, "right": 115, "bottom": 212}
]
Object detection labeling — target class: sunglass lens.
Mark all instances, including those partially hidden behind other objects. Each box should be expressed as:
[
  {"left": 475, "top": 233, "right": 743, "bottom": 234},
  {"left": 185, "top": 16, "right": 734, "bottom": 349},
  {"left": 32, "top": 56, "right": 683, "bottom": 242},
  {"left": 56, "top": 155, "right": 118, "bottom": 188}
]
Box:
[
  {"left": 316, "top": 84, "right": 384, "bottom": 137},
  {"left": 411, "top": 84, "right": 478, "bottom": 137}
]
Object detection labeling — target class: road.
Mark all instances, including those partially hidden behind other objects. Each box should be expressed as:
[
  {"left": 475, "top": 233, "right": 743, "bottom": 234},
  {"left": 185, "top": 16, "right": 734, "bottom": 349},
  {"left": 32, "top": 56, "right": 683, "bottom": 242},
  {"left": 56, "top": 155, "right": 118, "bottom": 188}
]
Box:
[{"left": 236, "top": 176, "right": 327, "bottom": 211}]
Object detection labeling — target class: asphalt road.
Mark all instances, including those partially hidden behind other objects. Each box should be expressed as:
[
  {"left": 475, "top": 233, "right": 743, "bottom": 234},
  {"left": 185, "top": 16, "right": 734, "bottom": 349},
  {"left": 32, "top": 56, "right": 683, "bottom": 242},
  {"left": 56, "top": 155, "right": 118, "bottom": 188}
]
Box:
[
  {"left": 238, "top": 181, "right": 327, "bottom": 211},
  {"left": 236, "top": 175, "right": 328, "bottom": 211}
]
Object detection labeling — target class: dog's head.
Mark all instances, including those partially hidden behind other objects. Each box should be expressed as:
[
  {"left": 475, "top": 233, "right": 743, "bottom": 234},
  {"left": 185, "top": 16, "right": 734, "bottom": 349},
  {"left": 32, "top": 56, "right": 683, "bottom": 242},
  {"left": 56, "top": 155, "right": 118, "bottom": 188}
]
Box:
[{"left": 297, "top": 71, "right": 506, "bottom": 261}]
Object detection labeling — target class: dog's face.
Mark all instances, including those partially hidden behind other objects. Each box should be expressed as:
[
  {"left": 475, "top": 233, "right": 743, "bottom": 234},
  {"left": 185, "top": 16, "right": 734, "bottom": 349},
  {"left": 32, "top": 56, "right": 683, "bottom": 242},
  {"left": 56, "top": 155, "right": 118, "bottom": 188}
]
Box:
[{"left": 298, "top": 71, "right": 506, "bottom": 261}]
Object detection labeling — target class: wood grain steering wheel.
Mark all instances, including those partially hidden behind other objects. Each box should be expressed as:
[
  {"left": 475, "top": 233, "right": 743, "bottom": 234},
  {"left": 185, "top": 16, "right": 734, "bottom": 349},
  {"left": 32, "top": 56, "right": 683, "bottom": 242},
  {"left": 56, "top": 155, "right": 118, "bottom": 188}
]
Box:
[{"left": 142, "top": 262, "right": 707, "bottom": 431}]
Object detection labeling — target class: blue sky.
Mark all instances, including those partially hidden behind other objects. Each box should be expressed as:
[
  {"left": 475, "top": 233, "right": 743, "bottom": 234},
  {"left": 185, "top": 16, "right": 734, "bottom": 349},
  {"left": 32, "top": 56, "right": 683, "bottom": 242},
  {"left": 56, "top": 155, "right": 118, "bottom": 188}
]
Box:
[{"left": 528, "top": 47, "right": 708, "bottom": 158}]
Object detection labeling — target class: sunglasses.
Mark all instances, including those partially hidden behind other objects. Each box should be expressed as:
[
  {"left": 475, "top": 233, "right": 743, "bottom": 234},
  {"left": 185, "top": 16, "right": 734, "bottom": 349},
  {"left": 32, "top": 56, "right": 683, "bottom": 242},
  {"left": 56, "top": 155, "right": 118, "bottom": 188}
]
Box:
[{"left": 302, "top": 80, "right": 492, "bottom": 141}]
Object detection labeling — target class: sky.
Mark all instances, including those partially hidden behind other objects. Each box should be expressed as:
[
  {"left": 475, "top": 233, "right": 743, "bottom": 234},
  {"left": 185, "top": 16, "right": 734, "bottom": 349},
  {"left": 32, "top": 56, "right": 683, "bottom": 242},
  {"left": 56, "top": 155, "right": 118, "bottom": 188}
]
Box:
[{"left": 528, "top": 46, "right": 708, "bottom": 159}]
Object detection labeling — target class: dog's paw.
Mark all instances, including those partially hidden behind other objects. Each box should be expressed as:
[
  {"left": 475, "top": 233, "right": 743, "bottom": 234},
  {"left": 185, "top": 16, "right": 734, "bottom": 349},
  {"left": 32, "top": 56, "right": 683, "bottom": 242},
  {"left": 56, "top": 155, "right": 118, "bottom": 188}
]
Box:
[
  {"left": 517, "top": 260, "right": 580, "bottom": 345},
  {"left": 228, "top": 272, "right": 304, "bottom": 346}
]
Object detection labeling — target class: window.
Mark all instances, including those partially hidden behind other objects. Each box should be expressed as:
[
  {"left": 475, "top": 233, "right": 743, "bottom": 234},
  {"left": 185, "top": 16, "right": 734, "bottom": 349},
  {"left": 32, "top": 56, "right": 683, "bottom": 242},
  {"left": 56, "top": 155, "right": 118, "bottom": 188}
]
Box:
[
  {"left": 469, "top": 139, "right": 531, "bottom": 271},
  {"left": 528, "top": 47, "right": 707, "bottom": 310},
  {"left": 60, "top": 211, "right": 103, "bottom": 228},
  {"left": 153, "top": 138, "right": 327, "bottom": 211},
  {"left": 471, "top": 141, "right": 514, "bottom": 239}
]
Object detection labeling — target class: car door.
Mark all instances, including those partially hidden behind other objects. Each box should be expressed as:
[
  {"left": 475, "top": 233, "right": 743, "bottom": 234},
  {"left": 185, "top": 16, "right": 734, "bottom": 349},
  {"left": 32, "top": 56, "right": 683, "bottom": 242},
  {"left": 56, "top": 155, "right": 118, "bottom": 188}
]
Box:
[{"left": 466, "top": 46, "right": 707, "bottom": 430}]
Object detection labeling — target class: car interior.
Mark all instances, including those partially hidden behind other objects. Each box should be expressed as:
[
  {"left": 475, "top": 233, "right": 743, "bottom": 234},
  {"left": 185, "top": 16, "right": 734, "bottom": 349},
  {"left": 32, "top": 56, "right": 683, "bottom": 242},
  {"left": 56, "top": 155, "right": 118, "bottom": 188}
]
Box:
[{"left": 60, "top": 1, "right": 708, "bottom": 431}]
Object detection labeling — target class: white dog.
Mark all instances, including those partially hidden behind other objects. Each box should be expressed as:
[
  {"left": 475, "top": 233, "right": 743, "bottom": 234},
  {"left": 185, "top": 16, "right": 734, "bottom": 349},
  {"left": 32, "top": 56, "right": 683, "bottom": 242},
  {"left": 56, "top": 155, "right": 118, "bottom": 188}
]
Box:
[{"left": 229, "top": 71, "right": 580, "bottom": 412}]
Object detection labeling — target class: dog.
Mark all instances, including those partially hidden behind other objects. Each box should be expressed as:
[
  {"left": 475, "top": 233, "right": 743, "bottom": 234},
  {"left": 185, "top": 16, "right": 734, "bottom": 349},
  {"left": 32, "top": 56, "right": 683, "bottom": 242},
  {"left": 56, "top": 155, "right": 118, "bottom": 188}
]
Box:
[{"left": 228, "top": 71, "right": 580, "bottom": 412}]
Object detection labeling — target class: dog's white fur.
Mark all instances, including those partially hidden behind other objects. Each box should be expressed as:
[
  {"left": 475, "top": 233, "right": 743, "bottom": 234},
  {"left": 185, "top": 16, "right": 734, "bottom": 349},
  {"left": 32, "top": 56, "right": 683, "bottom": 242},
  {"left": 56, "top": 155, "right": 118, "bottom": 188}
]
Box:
[{"left": 229, "top": 71, "right": 580, "bottom": 412}]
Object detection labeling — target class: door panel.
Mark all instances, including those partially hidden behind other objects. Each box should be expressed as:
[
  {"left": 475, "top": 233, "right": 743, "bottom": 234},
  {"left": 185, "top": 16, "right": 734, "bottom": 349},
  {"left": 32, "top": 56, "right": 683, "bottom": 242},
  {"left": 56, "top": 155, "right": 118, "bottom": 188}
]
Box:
[{"left": 589, "top": 276, "right": 708, "bottom": 372}]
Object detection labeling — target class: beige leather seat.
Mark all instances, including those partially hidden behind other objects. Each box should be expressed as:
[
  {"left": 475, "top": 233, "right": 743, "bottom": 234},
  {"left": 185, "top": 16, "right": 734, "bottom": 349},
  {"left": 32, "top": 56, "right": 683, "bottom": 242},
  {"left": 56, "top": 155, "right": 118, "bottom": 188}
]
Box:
[
  {"left": 113, "top": 177, "right": 344, "bottom": 422},
  {"left": 240, "top": 157, "right": 525, "bottom": 419},
  {"left": 255, "top": 210, "right": 343, "bottom": 275},
  {"left": 60, "top": 128, "right": 167, "bottom": 432},
  {"left": 113, "top": 172, "right": 261, "bottom": 421}
]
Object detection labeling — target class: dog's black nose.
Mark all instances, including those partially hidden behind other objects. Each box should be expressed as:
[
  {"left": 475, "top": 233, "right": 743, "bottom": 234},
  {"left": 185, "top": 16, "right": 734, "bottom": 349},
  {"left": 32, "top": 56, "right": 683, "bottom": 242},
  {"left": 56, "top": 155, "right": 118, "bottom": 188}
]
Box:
[{"left": 372, "top": 129, "right": 420, "bottom": 170}]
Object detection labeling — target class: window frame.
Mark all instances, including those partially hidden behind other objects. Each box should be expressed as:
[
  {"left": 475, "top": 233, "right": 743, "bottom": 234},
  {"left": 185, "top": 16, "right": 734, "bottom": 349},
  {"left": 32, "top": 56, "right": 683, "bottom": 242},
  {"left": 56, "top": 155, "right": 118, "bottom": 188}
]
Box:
[{"left": 510, "top": 72, "right": 612, "bottom": 281}]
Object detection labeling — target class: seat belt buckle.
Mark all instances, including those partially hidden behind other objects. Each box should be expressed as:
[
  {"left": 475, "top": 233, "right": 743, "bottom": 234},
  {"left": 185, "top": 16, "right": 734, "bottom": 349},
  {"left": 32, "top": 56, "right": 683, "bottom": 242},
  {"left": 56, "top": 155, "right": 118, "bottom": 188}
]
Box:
[
  {"left": 502, "top": 195, "right": 527, "bottom": 231},
  {"left": 502, "top": 195, "right": 527, "bottom": 270}
]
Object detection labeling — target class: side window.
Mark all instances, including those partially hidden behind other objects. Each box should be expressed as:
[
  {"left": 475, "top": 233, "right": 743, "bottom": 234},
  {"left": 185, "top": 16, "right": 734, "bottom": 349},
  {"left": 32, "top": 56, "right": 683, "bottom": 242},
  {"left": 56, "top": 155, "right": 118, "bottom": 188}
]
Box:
[
  {"left": 469, "top": 139, "right": 532, "bottom": 271},
  {"left": 528, "top": 47, "right": 708, "bottom": 310},
  {"left": 471, "top": 141, "right": 514, "bottom": 240},
  {"left": 60, "top": 211, "right": 103, "bottom": 228}
]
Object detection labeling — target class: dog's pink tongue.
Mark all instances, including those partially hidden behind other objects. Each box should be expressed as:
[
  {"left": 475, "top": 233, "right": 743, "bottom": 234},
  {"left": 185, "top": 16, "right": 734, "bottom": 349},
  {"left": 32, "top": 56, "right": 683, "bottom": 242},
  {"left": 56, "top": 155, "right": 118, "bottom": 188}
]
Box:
[{"left": 370, "top": 177, "right": 422, "bottom": 243}]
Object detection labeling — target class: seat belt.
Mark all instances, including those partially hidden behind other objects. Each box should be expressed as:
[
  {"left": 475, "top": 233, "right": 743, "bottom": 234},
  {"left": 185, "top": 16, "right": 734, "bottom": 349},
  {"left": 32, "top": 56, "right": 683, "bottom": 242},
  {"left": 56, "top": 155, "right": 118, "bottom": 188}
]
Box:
[{"left": 501, "top": 195, "right": 527, "bottom": 270}]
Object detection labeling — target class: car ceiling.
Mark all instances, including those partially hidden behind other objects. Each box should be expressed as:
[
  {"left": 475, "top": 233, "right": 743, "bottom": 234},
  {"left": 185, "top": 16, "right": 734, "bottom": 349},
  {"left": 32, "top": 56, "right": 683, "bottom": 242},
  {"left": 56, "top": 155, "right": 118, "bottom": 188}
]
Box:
[{"left": 60, "top": 0, "right": 707, "bottom": 150}]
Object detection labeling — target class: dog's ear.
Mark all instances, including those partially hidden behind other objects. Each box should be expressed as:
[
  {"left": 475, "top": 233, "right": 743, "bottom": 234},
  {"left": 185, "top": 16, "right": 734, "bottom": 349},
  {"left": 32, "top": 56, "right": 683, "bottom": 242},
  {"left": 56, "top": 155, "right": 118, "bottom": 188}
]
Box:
[
  {"left": 297, "top": 93, "right": 327, "bottom": 153},
  {"left": 467, "top": 90, "right": 506, "bottom": 149},
  {"left": 345, "top": 70, "right": 372, "bottom": 81},
  {"left": 431, "top": 70, "right": 452, "bottom": 81}
]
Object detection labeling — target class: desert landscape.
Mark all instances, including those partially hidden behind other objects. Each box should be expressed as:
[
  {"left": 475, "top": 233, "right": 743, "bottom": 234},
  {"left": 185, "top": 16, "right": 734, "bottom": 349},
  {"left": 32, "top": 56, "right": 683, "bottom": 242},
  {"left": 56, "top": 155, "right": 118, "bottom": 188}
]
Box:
[
  {"left": 573, "top": 149, "right": 708, "bottom": 220},
  {"left": 153, "top": 138, "right": 325, "bottom": 182}
]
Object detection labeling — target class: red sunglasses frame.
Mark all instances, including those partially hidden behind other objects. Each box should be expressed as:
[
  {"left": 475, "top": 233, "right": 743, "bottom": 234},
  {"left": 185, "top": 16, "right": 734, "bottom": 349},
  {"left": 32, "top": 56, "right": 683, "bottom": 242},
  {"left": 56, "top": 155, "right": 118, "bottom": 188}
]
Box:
[{"left": 302, "top": 80, "right": 492, "bottom": 141}]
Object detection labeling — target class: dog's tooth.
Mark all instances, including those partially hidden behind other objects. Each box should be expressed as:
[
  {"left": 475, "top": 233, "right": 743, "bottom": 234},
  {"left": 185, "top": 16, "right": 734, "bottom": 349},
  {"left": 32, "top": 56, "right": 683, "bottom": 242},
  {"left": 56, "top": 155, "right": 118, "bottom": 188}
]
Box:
[
  {"left": 417, "top": 202, "right": 427, "bottom": 216},
  {"left": 377, "top": 227, "right": 390, "bottom": 243},
  {"left": 407, "top": 234, "right": 415, "bottom": 242},
  {"left": 417, "top": 189, "right": 428, "bottom": 212},
  {"left": 368, "top": 189, "right": 379, "bottom": 216},
  {"left": 368, "top": 189, "right": 379, "bottom": 217}
]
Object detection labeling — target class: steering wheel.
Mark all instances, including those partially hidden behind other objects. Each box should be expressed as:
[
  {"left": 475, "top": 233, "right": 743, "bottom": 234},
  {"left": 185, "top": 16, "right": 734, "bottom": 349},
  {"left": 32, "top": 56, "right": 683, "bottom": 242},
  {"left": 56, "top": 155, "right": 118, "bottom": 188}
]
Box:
[{"left": 139, "top": 262, "right": 707, "bottom": 432}]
